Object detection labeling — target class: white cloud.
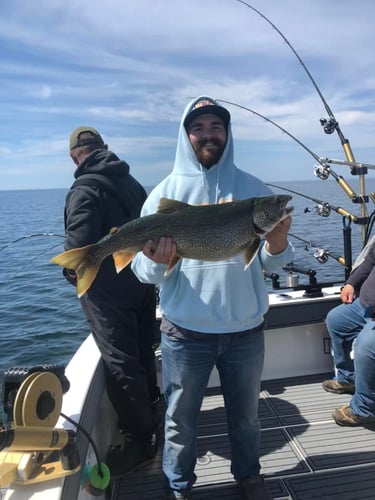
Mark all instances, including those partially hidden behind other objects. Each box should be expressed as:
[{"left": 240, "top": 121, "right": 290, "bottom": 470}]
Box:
[{"left": 1, "top": 0, "right": 375, "bottom": 190}]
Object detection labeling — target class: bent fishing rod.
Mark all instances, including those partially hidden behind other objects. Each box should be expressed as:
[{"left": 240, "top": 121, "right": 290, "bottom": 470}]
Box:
[
  {"left": 233, "top": 0, "right": 370, "bottom": 239},
  {"left": 234, "top": 0, "right": 356, "bottom": 161},
  {"left": 219, "top": 99, "right": 370, "bottom": 221},
  {"left": 0, "top": 233, "right": 65, "bottom": 252}
]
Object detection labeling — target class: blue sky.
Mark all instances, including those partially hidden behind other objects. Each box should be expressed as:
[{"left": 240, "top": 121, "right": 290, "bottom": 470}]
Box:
[{"left": 1, "top": 0, "right": 375, "bottom": 191}]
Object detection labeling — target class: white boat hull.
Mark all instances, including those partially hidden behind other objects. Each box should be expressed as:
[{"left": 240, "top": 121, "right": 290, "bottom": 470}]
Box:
[{"left": 1, "top": 286, "right": 341, "bottom": 499}]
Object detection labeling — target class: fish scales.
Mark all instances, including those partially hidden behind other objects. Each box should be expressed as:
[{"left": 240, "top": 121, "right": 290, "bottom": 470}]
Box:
[{"left": 51, "top": 194, "right": 293, "bottom": 297}]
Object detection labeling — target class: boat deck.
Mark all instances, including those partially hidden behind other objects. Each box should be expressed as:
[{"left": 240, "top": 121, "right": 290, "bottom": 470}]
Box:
[{"left": 112, "top": 372, "right": 375, "bottom": 499}]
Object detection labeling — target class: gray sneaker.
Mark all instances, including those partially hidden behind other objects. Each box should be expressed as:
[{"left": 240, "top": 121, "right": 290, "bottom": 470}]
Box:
[
  {"left": 238, "top": 475, "right": 271, "bottom": 499},
  {"left": 322, "top": 379, "right": 355, "bottom": 395}
]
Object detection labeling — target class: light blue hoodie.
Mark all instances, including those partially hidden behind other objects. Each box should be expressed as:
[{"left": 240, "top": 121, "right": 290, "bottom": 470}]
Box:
[{"left": 131, "top": 96, "right": 294, "bottom": 333}]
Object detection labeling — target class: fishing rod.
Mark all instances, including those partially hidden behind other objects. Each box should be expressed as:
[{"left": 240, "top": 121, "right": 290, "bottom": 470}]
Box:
[
  {"left": 234, "top": 0, "right": 369, "bottom": 240},
  {"left": 0, "top": 233, "right": 64, "bottom": 252},
  {"left": 288, "top": 233, "right": 345, "bottom": 266},
  {"left": 218, "top": 99, "right": 366, "bottom": 213},
  {"left": 269, "top": 181, "right": 375, "bottom": 268},
  {"left": 218, "top": 99, "right": 322, "bottom": 165},
  {"left": 268, "top": 182, "right": 355, "bottom": 279},
  {"left": 267, "top": 183, "right": 375, "bottom": 247},
  {"left": 234, "top": 0, "right": 356, "bottom": 161},
  {"left": 267, "top": 183, "right": 358, "bottom": 223},
  {"left": 219, "top": 98, "right": 373, "bottom": 260}
]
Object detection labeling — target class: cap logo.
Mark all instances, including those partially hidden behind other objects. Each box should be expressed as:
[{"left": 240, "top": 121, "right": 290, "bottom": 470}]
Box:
[
  {"left": 191, "top": 99, "right": 216, "bottom": 111},
  {"left": 184, "top": 97, "right": 230, "bottom": 129}
]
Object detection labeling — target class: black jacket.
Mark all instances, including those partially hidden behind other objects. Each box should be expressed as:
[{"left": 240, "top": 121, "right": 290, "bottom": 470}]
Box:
[{"left": 64, "top": 149, "right": 148, "bottom": 295}]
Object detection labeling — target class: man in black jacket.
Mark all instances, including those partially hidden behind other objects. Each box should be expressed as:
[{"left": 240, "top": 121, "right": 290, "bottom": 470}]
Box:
[
  {"left": 322, "top": 241, "right": 375, "bottom": 426},
  {"left": 64, "top": 126, "right": 160, "bottom": 477}
]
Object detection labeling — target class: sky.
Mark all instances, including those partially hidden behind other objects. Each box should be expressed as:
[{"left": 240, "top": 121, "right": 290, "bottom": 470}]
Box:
[{"left": 1, "top": 0, "right": 375, "bottom": 191}]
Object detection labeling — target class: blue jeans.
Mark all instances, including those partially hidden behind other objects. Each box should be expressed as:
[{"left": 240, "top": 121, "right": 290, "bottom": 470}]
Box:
[
  {"left": 326, "top": 299, "right": 375, "bottom": 417},
  {"left": 161, "top": 326, "right": 264, "bottom": 491}
]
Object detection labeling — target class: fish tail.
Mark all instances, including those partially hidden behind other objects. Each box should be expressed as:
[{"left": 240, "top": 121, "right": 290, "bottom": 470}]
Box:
[{"left": 51, "top": 245, "right": 100, "bottom": 298}]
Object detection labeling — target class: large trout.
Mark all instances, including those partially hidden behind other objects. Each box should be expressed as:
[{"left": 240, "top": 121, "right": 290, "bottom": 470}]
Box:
[{"left": 51, "top": 194, "right": 293, "bottom": 297}]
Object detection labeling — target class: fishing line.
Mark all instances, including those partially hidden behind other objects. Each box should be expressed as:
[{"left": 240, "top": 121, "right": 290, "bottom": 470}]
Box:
[
  {"left": 234, "top": 0, "right": 344, "bottom": 142},
  {"left": 288, "top": 233, "right": 319, "bottom": 250},
  {"left": 234, "top": 0, "right": 372, "bottom": 246},
  {"left": 218, "top": 98, "right": 363, "bottom": 209},
  {"left": 0, "top": 233, "right": 65, "bottom": 252},
  {"left": 26, "top": 243, "right": 64, "bottom": 266},
  {"left": 232, "top": 1, "right": 369, "bottom": 189},
  {"left": 1, "top": 234, "right": 65, "bottom": 284},
  {"left": 1, "top": 243, "right": 65, "bottom": 285},
  {"left": 218, "top": 99, "right": 323, "bottom": 165}
]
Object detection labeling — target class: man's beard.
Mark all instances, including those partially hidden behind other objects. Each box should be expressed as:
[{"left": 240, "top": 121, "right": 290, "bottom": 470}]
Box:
[{"left": 195, "top": 138, "right": 225, "bottom": 168}]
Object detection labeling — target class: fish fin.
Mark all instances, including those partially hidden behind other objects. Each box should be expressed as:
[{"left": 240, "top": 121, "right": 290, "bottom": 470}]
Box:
[
  {"left": 157, "top": 197, "right": 235, "bottom": 214},
  {"left": 109, "top": 226, "right": 119, "bottom": 235},
  {"left": 243, "top": 237, "right": 261, "bottom": 270},
  {"left": 157, "top": 198, "right": 191, "bottom": 214},
  {"left": 164, "top": 254, "right": 181, "bottom": 276},
  {"left": 113, "top": 250, "right": 136, "bottom": 273},
  {"left": 51, "top": 245, "right": 100, "bottom": 298}
]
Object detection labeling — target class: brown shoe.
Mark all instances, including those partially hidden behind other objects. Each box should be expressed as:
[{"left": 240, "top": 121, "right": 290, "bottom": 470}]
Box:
[
  {"left": 322, "top": 379, "right": 355, "bottom": 395},
  {"left": 332, "top": 405, "right": 375, "bottom": 427}
]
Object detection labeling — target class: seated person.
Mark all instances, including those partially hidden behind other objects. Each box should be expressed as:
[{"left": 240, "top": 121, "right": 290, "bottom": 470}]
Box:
[{"left": 323, "top": 241, "right": 375, "bottom": 426}]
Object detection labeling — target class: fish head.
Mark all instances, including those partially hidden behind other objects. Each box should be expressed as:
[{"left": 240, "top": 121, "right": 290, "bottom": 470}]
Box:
[{"left": 252, "top": 195, "right": 293, "bottom": 234}]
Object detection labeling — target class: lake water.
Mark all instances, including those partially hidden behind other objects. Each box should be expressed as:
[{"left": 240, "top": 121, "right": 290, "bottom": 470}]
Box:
[{"left": 0, "top": 177, "right": 374, "bottom": 412}]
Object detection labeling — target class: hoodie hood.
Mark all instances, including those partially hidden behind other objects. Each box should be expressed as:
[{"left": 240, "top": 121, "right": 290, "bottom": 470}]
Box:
[
  {"left": 74, "top": 149, "right": 130, "bottom": 180},
  {"left": 171, "top": 95, "right": 235, "bottom": 204},
  {"left": 73, "top": 149, "right": 135, "bottom": 206},
  {"left": 131, "top": 95, "right": 294, "bottom": 334}
]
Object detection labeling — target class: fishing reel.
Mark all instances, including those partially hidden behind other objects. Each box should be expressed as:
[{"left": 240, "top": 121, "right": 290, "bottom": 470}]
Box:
[
  {"left": 0, "top": 366, "right": 80, "bottom": 488},
  {"left": 313, "top": 248, "right": 345, "bottom": 266},
  {"left": 314, "top": 203, "right": 331, "bottom": 217},
  {"left": 313, "top": 248, "right": 329, "bottom": 264},
  {"left": 0, "top": 366, "right": 110, "bottom": 494},
  {"left": 314, "top": 164, "right": 330, "bottom": 180},
  {"left": 320, "top": 117, "right": 337, "bottom": 134}
]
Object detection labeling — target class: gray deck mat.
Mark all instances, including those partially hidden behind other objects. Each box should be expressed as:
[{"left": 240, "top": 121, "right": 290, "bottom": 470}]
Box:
[{"left": 112, "top": 373, "right": 375, "bottom": 499}]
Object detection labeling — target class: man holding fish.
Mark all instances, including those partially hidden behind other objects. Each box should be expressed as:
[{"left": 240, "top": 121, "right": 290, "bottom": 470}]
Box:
[
  {"left": 52, "top": 98, "right": 294, "bottom": 498},
  {"left": 131, "top": 97, "right": 294, "bottom": 500}
]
